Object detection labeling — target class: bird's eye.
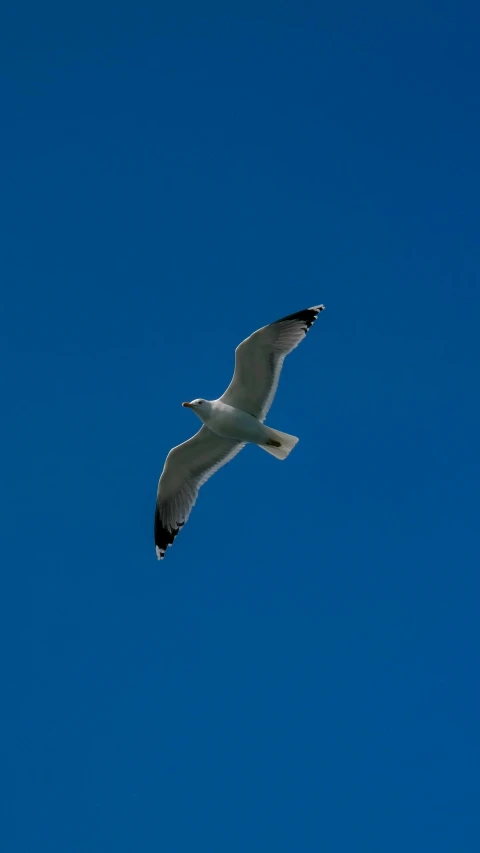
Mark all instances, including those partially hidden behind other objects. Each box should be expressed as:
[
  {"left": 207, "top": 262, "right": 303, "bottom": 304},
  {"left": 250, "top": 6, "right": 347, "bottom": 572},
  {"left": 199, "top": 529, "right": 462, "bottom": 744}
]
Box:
[{"left": 198, "top": 400, "right": 203, "bottom": 405}]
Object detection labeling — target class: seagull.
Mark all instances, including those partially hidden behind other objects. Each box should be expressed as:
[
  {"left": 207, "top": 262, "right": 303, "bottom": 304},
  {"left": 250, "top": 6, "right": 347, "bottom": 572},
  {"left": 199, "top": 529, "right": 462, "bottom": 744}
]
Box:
[{"left": 154, "top": 304, "right": 325, "bottom": 559}]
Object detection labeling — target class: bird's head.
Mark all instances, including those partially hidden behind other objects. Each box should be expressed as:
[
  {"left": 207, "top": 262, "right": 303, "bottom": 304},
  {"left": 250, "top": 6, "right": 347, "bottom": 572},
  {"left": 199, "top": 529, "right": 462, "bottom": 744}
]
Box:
[{"left": 182, "top": 399, "right": 212, "bottom": 420}]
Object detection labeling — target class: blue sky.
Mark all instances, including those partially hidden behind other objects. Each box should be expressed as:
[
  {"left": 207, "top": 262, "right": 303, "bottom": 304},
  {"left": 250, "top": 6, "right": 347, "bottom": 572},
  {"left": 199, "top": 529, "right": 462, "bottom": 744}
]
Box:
[{"left": 1, "top": 2, "right": 479, "bottom": 851}]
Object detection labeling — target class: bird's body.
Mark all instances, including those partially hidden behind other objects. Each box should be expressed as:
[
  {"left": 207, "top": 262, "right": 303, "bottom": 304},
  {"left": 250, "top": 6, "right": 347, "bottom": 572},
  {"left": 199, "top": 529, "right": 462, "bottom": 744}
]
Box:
[
  {"left": 187, "top": 400, "right": 271, "bottom": 445},
  {"left": 154, "top": 304, "right": 325, "bottom": 559}
]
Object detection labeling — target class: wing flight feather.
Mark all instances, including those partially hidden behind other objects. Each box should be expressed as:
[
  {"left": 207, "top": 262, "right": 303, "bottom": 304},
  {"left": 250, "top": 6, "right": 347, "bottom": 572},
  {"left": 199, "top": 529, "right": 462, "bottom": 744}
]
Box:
[{"left": 220, "top": 305, "right": 324, "bottom": 420}]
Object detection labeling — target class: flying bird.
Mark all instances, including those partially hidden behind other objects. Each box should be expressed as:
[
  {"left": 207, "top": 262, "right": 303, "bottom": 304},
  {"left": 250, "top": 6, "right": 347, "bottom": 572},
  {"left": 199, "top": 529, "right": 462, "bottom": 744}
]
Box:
[{"left": 154, "top": 304, "right": 325, "bottom": 559}]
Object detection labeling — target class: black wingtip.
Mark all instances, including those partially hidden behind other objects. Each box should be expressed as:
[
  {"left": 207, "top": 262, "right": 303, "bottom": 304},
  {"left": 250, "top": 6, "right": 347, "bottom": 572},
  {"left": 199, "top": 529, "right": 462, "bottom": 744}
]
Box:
[
  {"left": 154, "top": 506, "right": 183, "bottom": 560},
  {"left": 273, "top": 304, "right": 325, "bottom": 332}
]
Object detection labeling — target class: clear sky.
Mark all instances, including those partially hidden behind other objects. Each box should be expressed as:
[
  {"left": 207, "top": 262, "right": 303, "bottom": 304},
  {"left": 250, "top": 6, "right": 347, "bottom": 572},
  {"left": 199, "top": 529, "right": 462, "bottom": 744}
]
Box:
[{"left": 1, "top": 2, "right": 479, "bottom": 851}]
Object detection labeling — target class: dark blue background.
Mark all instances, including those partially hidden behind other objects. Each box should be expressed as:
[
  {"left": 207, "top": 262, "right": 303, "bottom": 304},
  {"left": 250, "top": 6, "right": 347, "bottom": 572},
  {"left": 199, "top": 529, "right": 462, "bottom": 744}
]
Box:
[{"left": 2, "top": 3, "right": 479, "bottom": 851}]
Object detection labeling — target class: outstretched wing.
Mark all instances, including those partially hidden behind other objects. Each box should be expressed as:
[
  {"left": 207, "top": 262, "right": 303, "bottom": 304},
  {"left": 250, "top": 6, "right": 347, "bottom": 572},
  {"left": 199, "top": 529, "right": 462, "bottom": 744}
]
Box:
[
  {"left": 220, "top": 305, "right": 324, "bottom": 421},
  {"left": 154, "top": 426, "right": 245, "bottom": 559}
]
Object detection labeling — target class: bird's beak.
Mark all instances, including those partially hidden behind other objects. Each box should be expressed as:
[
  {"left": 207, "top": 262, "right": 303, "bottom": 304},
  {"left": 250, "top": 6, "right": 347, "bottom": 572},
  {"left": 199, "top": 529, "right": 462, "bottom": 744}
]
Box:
[{"left": 182, "top": 402, "right": 193, "bottom": 408}]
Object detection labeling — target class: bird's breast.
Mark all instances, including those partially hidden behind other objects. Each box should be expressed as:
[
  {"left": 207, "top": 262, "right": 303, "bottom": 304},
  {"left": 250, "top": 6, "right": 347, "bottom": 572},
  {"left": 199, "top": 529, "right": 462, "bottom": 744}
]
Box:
[{"left": 207, "top": 403, "right": 265, "bottom": 444}]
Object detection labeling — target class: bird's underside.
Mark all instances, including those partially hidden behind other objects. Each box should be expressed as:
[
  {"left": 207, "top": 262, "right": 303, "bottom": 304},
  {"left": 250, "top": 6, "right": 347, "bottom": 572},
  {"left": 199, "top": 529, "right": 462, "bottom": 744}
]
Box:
[{"left": 154, "top": 304, "right": 325, "bottom": 559}]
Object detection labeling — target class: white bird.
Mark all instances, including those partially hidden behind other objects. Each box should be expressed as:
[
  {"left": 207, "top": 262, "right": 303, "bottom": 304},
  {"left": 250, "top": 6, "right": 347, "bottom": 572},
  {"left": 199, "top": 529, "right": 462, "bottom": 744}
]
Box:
[{"left": 154, "top": 304, "right": 325, "bottom": 559}]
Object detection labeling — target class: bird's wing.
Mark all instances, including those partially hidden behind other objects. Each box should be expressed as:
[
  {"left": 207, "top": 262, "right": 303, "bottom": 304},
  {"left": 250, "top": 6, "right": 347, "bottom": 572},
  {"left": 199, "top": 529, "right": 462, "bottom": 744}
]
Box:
[
  {"left": 155, "top": 425, "right": 245, "bottom": 559},
  {"left": 220, "top": 305, "right": 324, "bottom": 421}
]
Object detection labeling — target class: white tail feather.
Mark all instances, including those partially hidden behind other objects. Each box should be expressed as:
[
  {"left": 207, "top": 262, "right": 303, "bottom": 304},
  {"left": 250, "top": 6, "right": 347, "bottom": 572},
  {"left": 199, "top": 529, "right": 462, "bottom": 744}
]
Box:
[{"left": 260, "top": 426, "right": 299, "bottom": 460}]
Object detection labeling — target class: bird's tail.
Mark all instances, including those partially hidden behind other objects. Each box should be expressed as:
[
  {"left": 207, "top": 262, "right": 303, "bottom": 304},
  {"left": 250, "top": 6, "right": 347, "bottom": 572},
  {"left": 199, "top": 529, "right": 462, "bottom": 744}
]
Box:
[{"left": 260, "top": 426, "right": 299, "bottom": 460}]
